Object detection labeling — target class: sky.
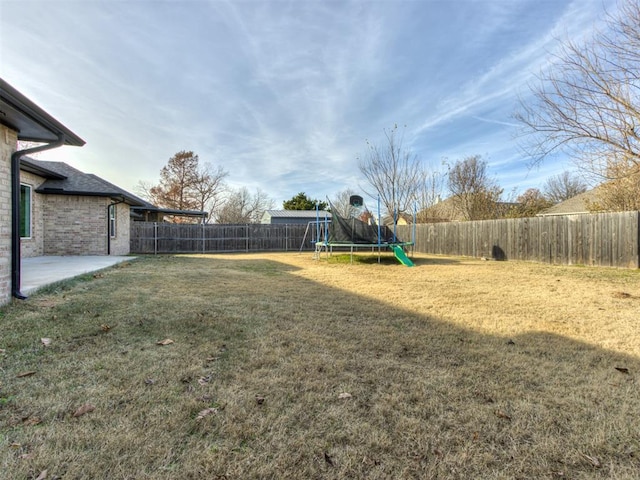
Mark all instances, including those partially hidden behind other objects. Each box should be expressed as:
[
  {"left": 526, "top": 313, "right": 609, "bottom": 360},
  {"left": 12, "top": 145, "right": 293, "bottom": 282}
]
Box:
[{"left": 1, "top": 0, "right": 618, "bottom": 206}]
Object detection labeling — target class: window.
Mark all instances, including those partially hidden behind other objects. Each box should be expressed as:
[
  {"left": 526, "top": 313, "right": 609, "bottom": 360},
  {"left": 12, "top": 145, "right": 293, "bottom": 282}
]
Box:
[
  {"left": 20, "top": 184, "right": 32, "bottom": 238},
  {"left": 109, "top": 204, "right": 116, "bottom": 238}
]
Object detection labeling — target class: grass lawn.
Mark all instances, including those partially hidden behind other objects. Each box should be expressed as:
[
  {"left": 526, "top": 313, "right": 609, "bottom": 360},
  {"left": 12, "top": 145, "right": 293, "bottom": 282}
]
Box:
[{"left": 1, "top": 252, "right": 639, "bottom": 479}]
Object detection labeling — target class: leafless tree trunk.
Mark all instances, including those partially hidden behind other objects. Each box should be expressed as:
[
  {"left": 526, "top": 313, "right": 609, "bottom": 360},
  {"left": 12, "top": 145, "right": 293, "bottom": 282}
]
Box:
[
  {"left": 192, "top": 164, "right": 228, "bottom": 223},
  {"left": 447, "top": 155, "right": 503, "bottom": 220},
  {"left": 416, "top": 168, "right": 444, "bottom": 216},
  {"left": 358, "top": 125, "right": 423, "bottom": 217},
  {"left": 214, "top": 187, "right": 274, "bottom": 224}
]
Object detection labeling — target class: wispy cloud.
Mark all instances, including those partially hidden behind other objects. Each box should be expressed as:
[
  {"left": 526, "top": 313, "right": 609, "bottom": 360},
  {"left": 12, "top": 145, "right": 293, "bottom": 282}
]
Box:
[{"left": 1, "top": 0, "right": 614, "bottom": 201}]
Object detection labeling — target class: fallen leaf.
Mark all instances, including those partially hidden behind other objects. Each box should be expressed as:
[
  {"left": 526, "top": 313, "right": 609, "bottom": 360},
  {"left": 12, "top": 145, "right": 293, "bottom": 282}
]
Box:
[
  {"left": 41, "top": 338, "right": 52, "bottom": 347},
  {"left": 338, "top": 392, "right": 352, "bottom": 399},
  {"left": 613, "top": 291, "right": 632, "bottom": 299},
  {"left": 198, "top": 376, "right": 212, "bottom": 386},
  {"left": 73, "top": 404, "right": 95, "bottom": 417},
  {"left": 0, "top": 348, "right": 6, "bottom": 354},
  {"left": 156, "top": 339, "right": 174, "bottom": 346},
  {"left": 35, "top": 470, "right": 47, "bottom": 480},
  {"left": 324, "top": 451, "right": 335, "bottom": 467},
  {"left": 22, "top": 416, "right": 42, "bottom": 426},
  {"left": 615, "top": 367, "right": 630, "bottom": 374},
  {"left": 16, "top": 371, "right": 37, "bottom": 378},
  {"left": 100, "top": 324, "right": 112, "bottom": 332},
  {"left": 255, "top": 395, "right": 265, "bottom": 405},
  {"left": 9, "top": 442, "right": 22, "bottom": 448},
  {"left": 93, "top": 273, "right": 104, "bottom": 279},
  {"left": 144, "top": 378, "right": 156, "bottom": 385},
  {"left": 581, "top": 453, "right": 601, "bottom": 467},
  {"left": 195, "top": 407, "right": 218, "bottom": 421},
  {"left": 495, "top": 410, "right": 512, "bottom": 421}
]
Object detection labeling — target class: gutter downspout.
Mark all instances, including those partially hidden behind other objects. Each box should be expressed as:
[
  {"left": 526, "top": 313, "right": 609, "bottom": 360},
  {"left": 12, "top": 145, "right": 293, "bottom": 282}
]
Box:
[
  {"left": 107, "top": 197, "right": 125, "bottom": 255},
  {"left": 11, "top": 134, "right": 65, "bottom": 299}
]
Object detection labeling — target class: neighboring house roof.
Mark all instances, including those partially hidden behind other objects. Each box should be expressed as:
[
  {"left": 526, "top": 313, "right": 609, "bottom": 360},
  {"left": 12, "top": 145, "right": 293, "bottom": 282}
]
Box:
[
  {"left": 263, "top": 210, "right": 332, "bottom": 219},
  {"left": 419, "top": 197, "right": 518, "bottom": 222},
  {"left": 20, "top": 157, "right": 147, "bottom": 206},
  {"left": 0, "top": 78, "right": 85, "bottom": 146},
  {"left": 130, "top": 205, "right": 208, "bottom": 219},
  {"left": 537, "top": 188, "right": 599, "bottom": 216},
  {"left": 381, "top": 213, "right": 413, "bottom": 225}
]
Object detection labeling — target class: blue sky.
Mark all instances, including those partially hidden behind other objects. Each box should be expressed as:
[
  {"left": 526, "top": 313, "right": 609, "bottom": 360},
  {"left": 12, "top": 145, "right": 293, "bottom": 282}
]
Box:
[{"left": 1, "top": 0, "right": 615, "bottom": 205}]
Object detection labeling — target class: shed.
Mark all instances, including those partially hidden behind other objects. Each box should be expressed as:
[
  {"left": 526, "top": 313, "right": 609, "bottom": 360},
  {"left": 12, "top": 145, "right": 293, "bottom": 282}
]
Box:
[{"left": 261, "top": 209, "right": 332, "bottom": 225}]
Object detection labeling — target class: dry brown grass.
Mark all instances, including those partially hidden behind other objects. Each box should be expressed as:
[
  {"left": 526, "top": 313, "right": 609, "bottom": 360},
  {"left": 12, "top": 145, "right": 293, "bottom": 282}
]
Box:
[{"left": 1, "top": 252, "right": 639, "bottom": 479}]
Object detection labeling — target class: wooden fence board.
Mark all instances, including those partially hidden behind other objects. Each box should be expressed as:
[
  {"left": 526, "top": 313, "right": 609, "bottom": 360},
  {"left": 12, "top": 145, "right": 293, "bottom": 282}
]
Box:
[
  {"left": 131, "top": 222, "right": 313, "bottom": 254},
  {"left": 130, "top": 213, "right": 640, "bottom": 269},
  {"left": 398, "top": 211, "right": 639, "bottom": 268}
]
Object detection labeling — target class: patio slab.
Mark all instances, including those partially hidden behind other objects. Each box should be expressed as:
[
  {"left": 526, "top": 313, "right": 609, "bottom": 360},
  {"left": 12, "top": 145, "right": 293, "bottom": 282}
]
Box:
[{"left": 20, "top": 256, "right": 135, "bottom": 295}]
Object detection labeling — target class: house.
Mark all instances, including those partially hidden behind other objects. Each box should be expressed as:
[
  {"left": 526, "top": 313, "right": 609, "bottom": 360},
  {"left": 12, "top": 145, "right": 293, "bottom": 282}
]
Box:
[
  {"left": 1, "top": 77, "right": 85, "bottom": 303},
  {"left": 19, "top": 157, "right": 147, "bottom": 257},
  {"left": 537, "top": 189, "right": 599, "bottom": 216},
  {"left": 261, "top": 209, "right": 332, "bottom": 225},
  {"left": 418, "top": 196, "right": 518, "bottom": 222}
]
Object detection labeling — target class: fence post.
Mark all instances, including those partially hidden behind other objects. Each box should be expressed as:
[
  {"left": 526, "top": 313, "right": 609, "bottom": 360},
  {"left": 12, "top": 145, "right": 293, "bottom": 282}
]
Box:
[
  {"left": 154, "top": 222, "right": 158, "bottom": 255},
  {"left": 246, "top": 224, "right": 249, "bottom": 252},
  {"left": 202, "top": 222, "right": 205, "bottom": 254}
]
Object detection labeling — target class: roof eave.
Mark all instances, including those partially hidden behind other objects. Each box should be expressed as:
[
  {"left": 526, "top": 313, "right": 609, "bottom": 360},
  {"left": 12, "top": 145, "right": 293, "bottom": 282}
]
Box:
[{"left": 0, "top": 78, "right": 85, "bottom": 147}]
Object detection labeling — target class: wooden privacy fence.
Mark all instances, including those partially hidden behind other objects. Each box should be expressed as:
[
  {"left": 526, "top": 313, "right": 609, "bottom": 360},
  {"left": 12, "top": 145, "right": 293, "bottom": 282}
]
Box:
[
  {"left": 397, "top": 211, "right": 640, "bottom": 268},
  {"left": 130, "top": 222, "right": 314, "bottom": 254}
]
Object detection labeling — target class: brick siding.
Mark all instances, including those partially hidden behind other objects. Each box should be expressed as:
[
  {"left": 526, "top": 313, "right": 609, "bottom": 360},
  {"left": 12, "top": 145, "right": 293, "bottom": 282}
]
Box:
[
  {"left": 109, "top": 201, "right": 131, "bottom": 255},
  {"left": 43, "top": 195, "right": 110, "bottom": 255},
  {"left": 1, "top": 125, "right": 17, "bottom": 305}
]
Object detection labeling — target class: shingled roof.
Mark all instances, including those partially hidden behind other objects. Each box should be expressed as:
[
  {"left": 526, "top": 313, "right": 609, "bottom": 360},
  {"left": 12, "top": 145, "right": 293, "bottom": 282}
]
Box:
[
  {"left": 537, "top": 188, "right": 600, "bottom": 216},
  {"left": 20, "top": 157, "right": 147, "bottom": 206},
  {"left": 263, "top": 210, "right": 332, "bottom": 218}
]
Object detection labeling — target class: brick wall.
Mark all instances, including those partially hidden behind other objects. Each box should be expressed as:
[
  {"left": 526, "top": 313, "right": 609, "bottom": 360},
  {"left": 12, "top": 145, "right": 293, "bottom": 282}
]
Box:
[
  {"left": 109, "top": 201, "right": 131, "bottom": 256},
  {"left": 0, "top": 125, "right": 17, "bottom": 305},
  {"left": 43, "top": 195, "right": 110, "bottom": 255},
  {"left": 19, "top": 171, "right": 46, "bottom": 258}
]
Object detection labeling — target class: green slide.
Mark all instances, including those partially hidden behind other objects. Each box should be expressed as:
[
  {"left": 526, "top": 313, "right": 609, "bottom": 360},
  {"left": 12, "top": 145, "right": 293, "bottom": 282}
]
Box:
[{"left": 391, "top": 245, "right": 415, "bottom": 267}]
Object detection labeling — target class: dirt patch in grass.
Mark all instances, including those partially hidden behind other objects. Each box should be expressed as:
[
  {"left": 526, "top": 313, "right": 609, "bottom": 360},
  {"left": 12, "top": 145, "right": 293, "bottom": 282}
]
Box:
[{"left": 1, "top": 253, "right": 639, "bottom": 479}]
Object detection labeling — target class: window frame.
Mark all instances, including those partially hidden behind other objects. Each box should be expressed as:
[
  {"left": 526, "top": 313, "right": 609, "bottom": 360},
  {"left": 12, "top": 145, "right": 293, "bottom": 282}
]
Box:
[
  {"left": 109, "top": 204, "right": 117, "bottom": 238},
  {"left": 20, "top": 183, "right": 32, "bottom": 239}
]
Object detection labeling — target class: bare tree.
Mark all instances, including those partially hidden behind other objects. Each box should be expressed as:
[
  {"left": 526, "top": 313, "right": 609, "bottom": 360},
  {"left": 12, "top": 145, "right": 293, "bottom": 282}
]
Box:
[
  {"left": 329, "top": 188, "right": 360, "bottom": 218},
  {"left": 543, "top": 171, "right": 588, "bottom": 203},
  {"left": 507, "top": 188, "right": 553, "bottom": 217},
  {"left": 214, "top": 187, "right": 274, "bottom": 224},
  {"left": 447, "top": 155, "right": 503, "bottom": 220},
  {"left": 416, "top": 167, "right": 445, "bottom": 216},
  {"left": 358, "top": 125, "right": 423, "bottom": 217},
  {"left": 191, "top": 164, "right": 228, "bottom": 223},
  {"left": 138, "top": 151, "right": 228, "bottom": 223},
  {"left": 516, "top": 0, "right": 640, "bottom": 181}
]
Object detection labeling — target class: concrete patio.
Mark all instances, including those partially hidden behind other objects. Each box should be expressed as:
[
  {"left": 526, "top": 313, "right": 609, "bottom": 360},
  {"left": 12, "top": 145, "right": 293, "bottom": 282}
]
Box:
[{"left": 20, "top": 256, "right": 135, "bottom": 295}]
